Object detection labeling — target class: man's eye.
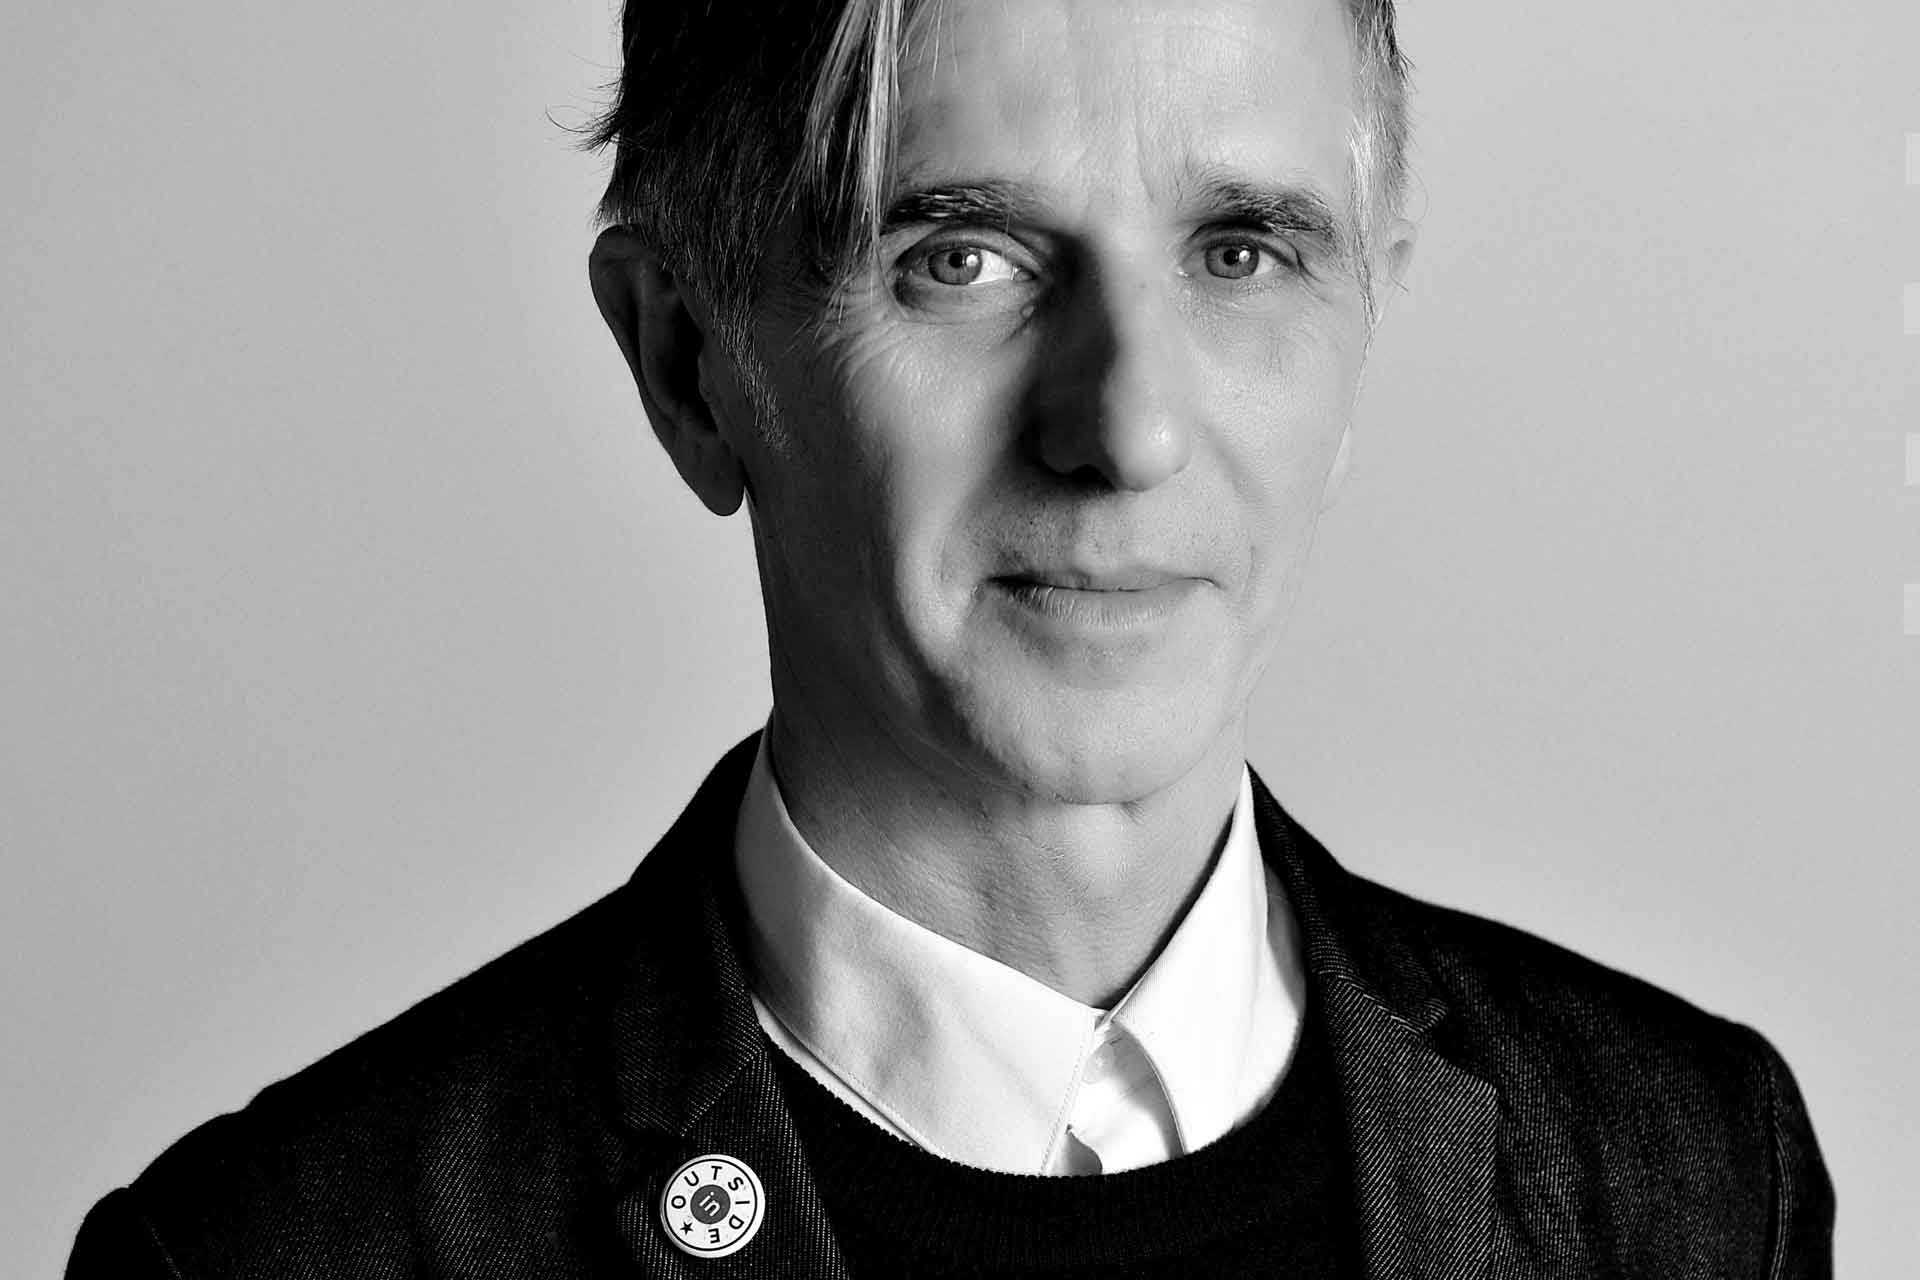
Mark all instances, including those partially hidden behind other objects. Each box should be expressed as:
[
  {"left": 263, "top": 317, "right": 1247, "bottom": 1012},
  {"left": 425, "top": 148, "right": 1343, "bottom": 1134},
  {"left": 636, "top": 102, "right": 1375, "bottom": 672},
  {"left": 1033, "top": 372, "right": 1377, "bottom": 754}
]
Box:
[
  {"left": 1201, "top": 241, "right": 1282, "bottom": 280},
  {"left": 917, "top": 244, "right": 1027, "bottom": 287}
]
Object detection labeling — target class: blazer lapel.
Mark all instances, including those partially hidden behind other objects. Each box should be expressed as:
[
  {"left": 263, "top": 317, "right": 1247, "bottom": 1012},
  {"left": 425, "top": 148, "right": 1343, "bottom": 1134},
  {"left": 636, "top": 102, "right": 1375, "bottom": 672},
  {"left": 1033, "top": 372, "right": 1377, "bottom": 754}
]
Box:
[
  {"left": 605, "top": 735, "right": 851, "bottom": 1280},
  {"left": 1254, "top": 774, "right": 1500, "bottom": 1280}
]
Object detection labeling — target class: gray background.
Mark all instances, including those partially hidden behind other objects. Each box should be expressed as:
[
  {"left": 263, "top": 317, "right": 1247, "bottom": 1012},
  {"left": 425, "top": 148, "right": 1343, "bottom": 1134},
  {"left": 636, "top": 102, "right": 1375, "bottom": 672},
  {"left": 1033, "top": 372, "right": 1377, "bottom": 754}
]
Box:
[{"left": 5, "top": 1, "right": 1915, "bottom": 1274}]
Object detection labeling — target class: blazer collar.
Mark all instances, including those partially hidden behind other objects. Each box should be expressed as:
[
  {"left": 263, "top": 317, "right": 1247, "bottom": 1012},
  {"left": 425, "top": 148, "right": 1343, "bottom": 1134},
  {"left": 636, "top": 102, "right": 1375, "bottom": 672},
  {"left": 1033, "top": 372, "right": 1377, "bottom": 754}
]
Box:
[
  {"left": 606, "top": 733, "right": 850, "bottom": 1278},
  {"left": 604, "top": 735, "right": 1497, "bottom": 1280},
  {"left": 1252, "top": 770, "right": 1501, "bottom": 1280},
  {"left": 610, "top": 734, "right": 767, "bottom": 1137}
]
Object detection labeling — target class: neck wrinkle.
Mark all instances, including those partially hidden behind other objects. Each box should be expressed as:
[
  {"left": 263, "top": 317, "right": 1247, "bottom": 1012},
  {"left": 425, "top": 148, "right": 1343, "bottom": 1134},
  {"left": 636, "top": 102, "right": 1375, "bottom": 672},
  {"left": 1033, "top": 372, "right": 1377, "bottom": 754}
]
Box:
[{"left": 761, "top": 705, "right": 1243, "bottom": 1006}]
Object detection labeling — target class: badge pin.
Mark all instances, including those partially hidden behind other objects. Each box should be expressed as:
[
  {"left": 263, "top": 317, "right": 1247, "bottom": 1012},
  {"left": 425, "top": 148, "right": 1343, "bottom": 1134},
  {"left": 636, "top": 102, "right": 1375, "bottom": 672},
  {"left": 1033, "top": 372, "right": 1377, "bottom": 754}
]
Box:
[{"left": 660, "top": 1153, "right": 766, "bottom": 1259}]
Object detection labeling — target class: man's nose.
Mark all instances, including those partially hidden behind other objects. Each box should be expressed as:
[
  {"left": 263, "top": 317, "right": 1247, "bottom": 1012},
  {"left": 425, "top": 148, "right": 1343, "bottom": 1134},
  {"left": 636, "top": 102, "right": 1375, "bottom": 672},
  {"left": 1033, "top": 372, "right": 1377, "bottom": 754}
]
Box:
[{"left": 1023, "top": 270, "right": 1196, "bottom": 492}]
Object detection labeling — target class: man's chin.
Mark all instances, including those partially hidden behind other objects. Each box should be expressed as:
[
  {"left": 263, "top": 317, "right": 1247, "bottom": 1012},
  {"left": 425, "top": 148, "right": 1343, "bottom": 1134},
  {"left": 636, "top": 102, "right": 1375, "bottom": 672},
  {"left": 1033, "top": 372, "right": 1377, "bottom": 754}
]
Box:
[{"left": 946, "top": 692, "right": 1233, "bottom": 808}]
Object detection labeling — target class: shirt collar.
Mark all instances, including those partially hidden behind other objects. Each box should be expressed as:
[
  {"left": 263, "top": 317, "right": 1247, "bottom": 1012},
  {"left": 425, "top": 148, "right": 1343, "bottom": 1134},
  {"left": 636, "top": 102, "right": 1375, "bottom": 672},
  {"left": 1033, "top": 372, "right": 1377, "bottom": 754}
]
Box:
[
  {"left": 1109, "top": 768, "right": 1306, "bottom": 1152},
  {"left": 732, "top": 735, "right": 1304, "bottom": 1172}
]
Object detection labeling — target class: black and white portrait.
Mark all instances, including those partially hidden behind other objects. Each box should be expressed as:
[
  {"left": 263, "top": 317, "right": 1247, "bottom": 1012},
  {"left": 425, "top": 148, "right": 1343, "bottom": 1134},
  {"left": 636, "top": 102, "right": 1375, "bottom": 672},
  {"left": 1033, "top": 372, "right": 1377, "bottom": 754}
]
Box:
[{"left": 6, "top": 1, "right": 1914, "bottom": 1275}]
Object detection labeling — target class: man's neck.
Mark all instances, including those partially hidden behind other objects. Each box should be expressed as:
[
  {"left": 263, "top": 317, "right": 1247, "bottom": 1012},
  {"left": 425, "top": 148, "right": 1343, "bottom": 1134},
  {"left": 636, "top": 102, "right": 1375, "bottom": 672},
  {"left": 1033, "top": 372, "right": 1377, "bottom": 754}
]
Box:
[{"left": 762, "top": 704, "right": 1245, "bottom": 1008}]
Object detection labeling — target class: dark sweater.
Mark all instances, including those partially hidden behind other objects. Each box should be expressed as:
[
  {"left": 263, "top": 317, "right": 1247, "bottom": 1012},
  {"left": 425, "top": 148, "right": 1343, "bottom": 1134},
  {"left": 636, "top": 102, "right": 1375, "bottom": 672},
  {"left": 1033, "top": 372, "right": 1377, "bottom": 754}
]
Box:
[{"left": 772, "top": 1000, "right": 1362, "bottom": 1278}]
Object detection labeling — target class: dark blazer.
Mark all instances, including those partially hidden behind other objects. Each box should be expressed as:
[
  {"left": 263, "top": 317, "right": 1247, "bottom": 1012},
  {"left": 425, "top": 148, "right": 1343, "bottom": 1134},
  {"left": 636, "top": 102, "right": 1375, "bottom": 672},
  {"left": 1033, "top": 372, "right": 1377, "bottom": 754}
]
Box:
[{"left": 68, "top": 734, "right": 1834, "bottom": 1278}]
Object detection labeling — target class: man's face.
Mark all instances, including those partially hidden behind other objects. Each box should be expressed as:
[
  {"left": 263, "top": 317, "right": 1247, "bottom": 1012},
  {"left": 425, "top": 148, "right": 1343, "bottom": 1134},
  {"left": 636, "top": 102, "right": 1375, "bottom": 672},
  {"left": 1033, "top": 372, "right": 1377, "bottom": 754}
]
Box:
[{"left": 728, "top": 0, "right": 1403, "bottom": 804}]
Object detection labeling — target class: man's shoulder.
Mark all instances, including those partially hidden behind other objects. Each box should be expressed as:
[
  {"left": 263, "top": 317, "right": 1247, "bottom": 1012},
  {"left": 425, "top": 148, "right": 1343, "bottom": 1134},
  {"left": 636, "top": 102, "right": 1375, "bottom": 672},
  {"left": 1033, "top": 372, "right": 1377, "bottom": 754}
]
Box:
[
  {"left": 1339, "top": 866, "right": 1783, "bottom": 1137},
  {"left": 104, "top": 883, "right": 651, "bottom": 1272},
  {"left": 1255, "top": 778, "right": 1767, "bottom": 1086},
  {"left": 219, "top": 881, "right": 636, "bottom": 1127},
  {"left": 1356, "top": 868, "right": 1748, "bottom": 1031},
  {"left": 81, "top": 744, "right": 760, "bottom": 1275},
  {"left": 1329, "top": 865, "right": 1833, "bottom": 1267}
]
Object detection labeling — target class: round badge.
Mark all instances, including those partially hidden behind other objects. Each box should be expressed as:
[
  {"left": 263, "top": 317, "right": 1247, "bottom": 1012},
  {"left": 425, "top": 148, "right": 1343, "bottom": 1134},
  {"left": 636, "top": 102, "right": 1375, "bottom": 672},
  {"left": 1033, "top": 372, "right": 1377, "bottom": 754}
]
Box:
[{"left": 660, "top": 1153, "right": 766, "bottom": 1258}]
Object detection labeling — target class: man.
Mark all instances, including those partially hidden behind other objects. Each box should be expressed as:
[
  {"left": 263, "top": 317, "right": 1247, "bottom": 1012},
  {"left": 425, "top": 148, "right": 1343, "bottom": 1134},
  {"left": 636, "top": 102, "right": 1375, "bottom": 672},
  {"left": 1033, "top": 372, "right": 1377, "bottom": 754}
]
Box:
[{"left": 67, "top": 0, "right": 1833, "bottom": 1275}]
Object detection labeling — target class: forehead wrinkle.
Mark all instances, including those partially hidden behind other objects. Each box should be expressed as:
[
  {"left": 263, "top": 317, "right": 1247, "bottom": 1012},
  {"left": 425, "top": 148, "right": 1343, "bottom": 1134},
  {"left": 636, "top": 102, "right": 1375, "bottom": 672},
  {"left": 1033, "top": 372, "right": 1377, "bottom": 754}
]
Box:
[{"left": 892, "top": 0, "right": 1366, "bottom": 240}]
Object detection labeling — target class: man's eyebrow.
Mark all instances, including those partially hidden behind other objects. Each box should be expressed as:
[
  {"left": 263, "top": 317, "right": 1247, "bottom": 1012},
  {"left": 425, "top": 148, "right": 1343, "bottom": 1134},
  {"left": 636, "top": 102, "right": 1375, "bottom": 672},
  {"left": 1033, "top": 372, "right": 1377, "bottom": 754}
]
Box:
[
  {"left": 1185, "top": 176, "right": 1345, "bottom": 250},
  {"left": 884, "top": 175, "right": 1349, "bottom": 241},
  {"left": 880, "top": 181, "right": 1040, "bottom": 233}
]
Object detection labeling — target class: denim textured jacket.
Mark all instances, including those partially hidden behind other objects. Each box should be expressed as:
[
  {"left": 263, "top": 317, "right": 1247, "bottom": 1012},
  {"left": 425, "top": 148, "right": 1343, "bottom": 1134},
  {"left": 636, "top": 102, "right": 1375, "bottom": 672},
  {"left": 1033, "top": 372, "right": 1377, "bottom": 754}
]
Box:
[{"left": 68, "top": 733, "right": 1834, "bottom": 1278}]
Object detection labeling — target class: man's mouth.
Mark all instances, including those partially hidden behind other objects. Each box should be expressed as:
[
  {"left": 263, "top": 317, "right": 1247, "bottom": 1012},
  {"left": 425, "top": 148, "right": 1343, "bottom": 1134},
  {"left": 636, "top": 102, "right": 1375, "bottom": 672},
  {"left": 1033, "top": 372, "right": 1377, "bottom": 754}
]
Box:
[
  {"left": 990, "top": 571, "right": 1204, "bottom": 630},
  {"left": 999, "top": 568, "right": 1189, "bottom": 592}
]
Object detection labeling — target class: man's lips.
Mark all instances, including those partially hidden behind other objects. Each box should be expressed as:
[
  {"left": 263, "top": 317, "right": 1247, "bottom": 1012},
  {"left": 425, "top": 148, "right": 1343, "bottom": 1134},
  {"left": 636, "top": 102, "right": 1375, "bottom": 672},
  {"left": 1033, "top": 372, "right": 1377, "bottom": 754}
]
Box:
[
  {"left": 994, "top": 568, "right": 1197, "bottom": 592},
  {"left": 988, "top": 571, "right": 1205, "bottom": 631}
]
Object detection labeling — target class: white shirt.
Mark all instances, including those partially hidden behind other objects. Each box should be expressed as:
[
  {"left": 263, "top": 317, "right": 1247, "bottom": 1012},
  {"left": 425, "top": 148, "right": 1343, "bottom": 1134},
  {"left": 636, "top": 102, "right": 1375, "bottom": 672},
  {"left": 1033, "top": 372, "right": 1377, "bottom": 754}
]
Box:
[{"left": 732, "top": 737, "right": 1308, "bottom": 1175}]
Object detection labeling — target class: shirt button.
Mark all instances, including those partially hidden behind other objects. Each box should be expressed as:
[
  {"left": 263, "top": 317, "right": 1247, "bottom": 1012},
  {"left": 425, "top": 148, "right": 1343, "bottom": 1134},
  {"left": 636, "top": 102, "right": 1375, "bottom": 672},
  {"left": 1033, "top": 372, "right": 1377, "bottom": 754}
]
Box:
[{"left": 1085, "top": 1043, "right": 1115, "bottom": 1079}]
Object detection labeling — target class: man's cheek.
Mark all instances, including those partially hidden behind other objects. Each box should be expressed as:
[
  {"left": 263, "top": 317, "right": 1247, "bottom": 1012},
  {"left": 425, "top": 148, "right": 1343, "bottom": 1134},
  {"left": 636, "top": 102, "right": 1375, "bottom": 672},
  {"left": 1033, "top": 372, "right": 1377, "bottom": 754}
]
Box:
[{"left": 821, "top": 321, "right": 938, "bottom": 418}]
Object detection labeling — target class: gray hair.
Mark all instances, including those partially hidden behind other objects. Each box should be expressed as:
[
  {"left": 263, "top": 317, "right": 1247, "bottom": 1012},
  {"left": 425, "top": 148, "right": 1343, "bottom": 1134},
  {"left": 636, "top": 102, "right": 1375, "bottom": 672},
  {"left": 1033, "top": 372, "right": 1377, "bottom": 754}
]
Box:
[{"left": 587, "top": 0, "right": 1412, "bottom": 350}]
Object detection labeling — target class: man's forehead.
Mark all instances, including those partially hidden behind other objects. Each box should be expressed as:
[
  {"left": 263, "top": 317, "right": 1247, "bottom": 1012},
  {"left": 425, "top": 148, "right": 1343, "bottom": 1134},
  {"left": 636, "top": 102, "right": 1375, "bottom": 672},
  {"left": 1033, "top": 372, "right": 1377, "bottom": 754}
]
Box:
[{"left": 893, "top": 0, "right": 1358, "bottom": 210}]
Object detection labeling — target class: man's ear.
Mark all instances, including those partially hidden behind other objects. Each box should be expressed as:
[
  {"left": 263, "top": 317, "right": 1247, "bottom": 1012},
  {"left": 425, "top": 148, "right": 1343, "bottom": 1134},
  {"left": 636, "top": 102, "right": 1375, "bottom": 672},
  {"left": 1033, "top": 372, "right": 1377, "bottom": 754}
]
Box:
[
  {"left": 1371, "top": 215, "right": 1419, "bottom": 329},
  {"left": 588, "top": 227, "right": 746, "bottom": 516}
]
